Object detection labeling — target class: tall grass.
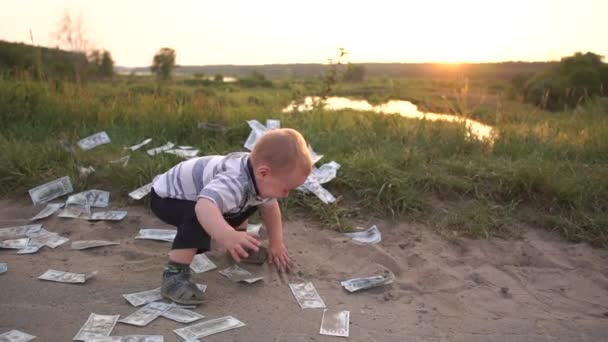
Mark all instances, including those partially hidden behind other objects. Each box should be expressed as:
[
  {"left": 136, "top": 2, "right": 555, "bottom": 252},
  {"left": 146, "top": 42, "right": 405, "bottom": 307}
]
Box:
[{"left": 0, "top": 78, "right": 606, "bottom": 247}]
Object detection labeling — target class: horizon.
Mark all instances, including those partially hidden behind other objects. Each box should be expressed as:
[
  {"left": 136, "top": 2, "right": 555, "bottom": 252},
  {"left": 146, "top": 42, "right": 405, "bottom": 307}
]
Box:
[{"left": 2, "top": 0, "right": 606, "bottom": 67}]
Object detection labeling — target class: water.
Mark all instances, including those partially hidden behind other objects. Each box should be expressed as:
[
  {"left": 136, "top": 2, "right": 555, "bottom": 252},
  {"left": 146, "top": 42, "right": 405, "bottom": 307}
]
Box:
[{"left": 283, "top": 96, "right": 494, "bottom": 141}]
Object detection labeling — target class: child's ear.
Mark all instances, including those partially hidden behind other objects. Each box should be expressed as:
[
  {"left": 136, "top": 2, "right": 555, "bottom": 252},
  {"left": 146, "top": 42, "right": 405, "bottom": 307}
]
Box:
[{"left": 258, "top": 165, "right": 270, "bottom": 177}]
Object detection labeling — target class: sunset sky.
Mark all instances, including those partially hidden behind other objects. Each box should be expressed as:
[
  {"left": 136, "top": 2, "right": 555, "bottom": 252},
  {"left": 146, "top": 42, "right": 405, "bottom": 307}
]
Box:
[{"left": 1, "top": 0, "right": 606, "bottom": 67}]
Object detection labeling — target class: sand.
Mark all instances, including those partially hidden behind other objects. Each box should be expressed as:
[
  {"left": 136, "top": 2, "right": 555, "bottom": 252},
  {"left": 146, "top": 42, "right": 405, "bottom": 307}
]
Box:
[{"left": 1, "top": 199, "right": 607, "bottom": 341}]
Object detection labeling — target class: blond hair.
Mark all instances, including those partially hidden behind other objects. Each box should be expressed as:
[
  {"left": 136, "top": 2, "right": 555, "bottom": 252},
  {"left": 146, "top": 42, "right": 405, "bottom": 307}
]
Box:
[{"left": 251, "top": 128, "right": 312, "bottom": 175}]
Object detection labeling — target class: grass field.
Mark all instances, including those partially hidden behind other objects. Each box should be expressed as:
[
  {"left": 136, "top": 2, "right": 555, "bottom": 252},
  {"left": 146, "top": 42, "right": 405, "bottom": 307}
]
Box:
[{"left": 1, "top": 75, "right": 606, "bottom": 247}]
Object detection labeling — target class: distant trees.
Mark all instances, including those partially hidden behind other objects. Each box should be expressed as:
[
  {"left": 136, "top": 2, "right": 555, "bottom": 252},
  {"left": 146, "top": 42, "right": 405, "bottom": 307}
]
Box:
[
  {"left": 151, "top": 48, "right": 176, "bottom": 81},
  {"left": 88, "top": 50, "right": 114, "bottom": 78},
  {"left": 522, "top": 52, "right": 608, "bottom": 110},
  {"left": 342, "top": 64, "right": 366, "bottom": 82},
  {"left": 53, "top": 11, "right": 91, "bottom": 84}
]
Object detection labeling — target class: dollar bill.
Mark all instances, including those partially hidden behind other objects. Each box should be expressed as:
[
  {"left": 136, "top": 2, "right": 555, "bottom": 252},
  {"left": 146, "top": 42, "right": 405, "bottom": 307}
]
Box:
[
  {"left": 340, "top": 272, "right": 394, "bottom": 292},
  {"left": 164, "top": 148, "right": 199, "bottom": 159},
  {"left": 28, "top": 176, "right": 73, "bottom": 205},
  {"left": 0, "top": 238, "right": 30, "bottom": 249},
  {"left": 311, "top": 161, "right": 341, "bottom": 184},
  {"left": 38, "top": 269, "right": 95, "bottom": 284},
  {"left": 308, "top": 144, "right": 324, "bottom": 164},
  {"left": 30, "top": 203, "right": 64, "bottom": 221},
  {"left": 289, "top": 282, "right": 326, "bottom": 309},
  {"left": 28, "top": 229, "right": 69, "bottom": 248},
  {"left": 77, "top": 131, "right": 111, "bottom": 151},
  {"left": 243, "top": 120, "right": 268, "bottom": 151},
  {"left": 134, "top": 229, "right": 176, "bottom": 242},
  {"left": 173, "top": 316, "right": 245, "bottom": 340},
  {"left": 0, "top": 224, "right": 42, "bottom": 239},
  {"left": 0, "top": 329, "right": 36, "bottom": 342},
  {"left": 161, "top": 307, "right": 205, "bottom": 323},
  {"left": 71, "top": 240, "right": 119, "bottom": 250},
  {"left": 73, "top": 313, "right": 120, "bottom": 341},
  {"left": 128, "top": 183, "right": 152, "bottom": 200},
  {"left": 16, "top": 245, "right": 41, "bottom": 254},
  {"left": 344, "top": 225, "right": 381, "bottom": 245},
  {"left": 122, "top": 287, "right": 163, "bottom": 307},
  {"left": 266, "top": 119, "right": 280, "bottom": 129},
  {"left": 89, "top": 211, "right": 127, "bottom": 221},
  {"left": 118, "top": 302, "right": 173, "bottom": 327},
  {"left": 126, "top": 138, "right": 152, "bottom": 151},
  {"left": 84, "top": 336, "right": 163, "bottom": 342},
  {"left": 146, "top": 142, "right": 175, "bottom": 156},
  {"left": 190, "top": 254, "right": 217, "bottom": 273},
  {"left": 299, "top": 178, "right": 336, "bottom": 204},
  {"left": 219, "top": 265, "right": 263, "bottom": 283},
  {"left": 110, "top": 155, "right": 130, "bottom": 167},
  {"left": 66, "top": 190, "right": 110, "bottom": 208},
  {"left": 0, "top": 263, "right": 7, "bottom": 274},
  {"left": 319, "top": 310, "right": 350, "bottom": 337},
  {"left": 246, "top": 223, "right": 267, "bottom": 240},
  {"left": 78, "top": 166, "right": 96, "bottom": 178},
  {"left": 57, "top": 205, "right": 83, "bottom": 218}
]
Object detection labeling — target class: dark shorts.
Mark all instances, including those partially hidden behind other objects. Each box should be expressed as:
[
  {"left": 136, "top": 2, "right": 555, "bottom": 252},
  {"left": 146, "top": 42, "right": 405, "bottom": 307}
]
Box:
[{"left": 150, "top": 188, "right": 257, "bottom": 254}]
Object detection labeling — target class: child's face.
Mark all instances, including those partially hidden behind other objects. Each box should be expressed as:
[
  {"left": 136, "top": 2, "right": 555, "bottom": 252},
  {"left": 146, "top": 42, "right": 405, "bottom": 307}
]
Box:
[{"left": 256, "top": 166, "right": 309, "bottom": 199}]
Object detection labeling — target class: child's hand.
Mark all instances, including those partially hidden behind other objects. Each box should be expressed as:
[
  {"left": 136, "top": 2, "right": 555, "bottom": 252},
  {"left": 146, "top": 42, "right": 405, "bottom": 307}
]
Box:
[
  {"left": 218, "top": 230, "right": 261, "bottom": 263},
  {"left": 268, "top": 241, "right": 290, "bottom": 272}
]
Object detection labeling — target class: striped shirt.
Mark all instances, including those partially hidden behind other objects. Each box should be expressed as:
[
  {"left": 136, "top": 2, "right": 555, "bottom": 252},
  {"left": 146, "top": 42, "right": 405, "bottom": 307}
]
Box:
[{"left": 152, "top": 152, "right": 276, "bottom": 214}]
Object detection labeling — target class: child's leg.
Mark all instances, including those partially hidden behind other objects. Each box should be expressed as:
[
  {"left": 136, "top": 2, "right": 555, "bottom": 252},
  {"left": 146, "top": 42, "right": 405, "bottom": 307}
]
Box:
[{"left": 169, "top": 248, "right": 197, "bottom": 264}]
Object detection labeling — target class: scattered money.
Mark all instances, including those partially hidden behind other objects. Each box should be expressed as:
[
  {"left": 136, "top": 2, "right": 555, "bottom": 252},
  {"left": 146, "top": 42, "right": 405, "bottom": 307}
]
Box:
[
  {"left": 77, "top": 131, "right": 111, "bottom": 151},
  {"left": 299, "top": 178, "right": 336, "bottom": 204},
  {"left": 319, "top": 310, "right": 350, "bottom": 337},
  {"left": 38, "top": 269, "right": 95, "bottom": 284},
  {"left": 28, "top": 176, "right": 73, "bottom": 205},
  {"left": 289, "top": 282, "right": 326, "bottom": 309},
  {"left": 340, "top": 272, "right": 394, "bottom": 292},
  {"left": 28, "top": 229, "right": 69, "bottom": 248},
  {"left": 71, "top": 240, "right": 120, "bottom": 250},
  {"left": 89, "top": 211, "right": 127, "bottom": 221},
  {"left": 0, "top": 263, "right": 7, "bottom": 274},
  {"left": 246, "top": 223, "right": 267, "bottom": 240},
  {"left": 128, "top": 183, "right": 152, "bottom": 200},
  {"left": 16, "top": 245, "right": 40, "bottom": 254},
  {"left": 66, "top": 190, "right": 110, "bottom": 208},
  {"left": 308, "top": 144, "right": 324, "bottom": 164},
  {"left": 84, "top": 336, "right": 163, "bottom": 342},
  {"left": 0, "top": 329, "right": 36, "bottom": 342},
  {"left": 118, "top": 302, "right": 173, "bottom": 327},
  {"left": 135, "top": 229, "right": 176, "bottom": 242},
  {"left": 30, "top": 203, "right": 64, "bottom": 221},
  {"left": 311, "top": 161, "right": 341, "bottom": 184},
  {"left": 0, "top": 238, "right": 30, "bottom": 249},
  {"left": 344, "top": 225, "right": 381, "bottom": 245},
  {"left": 73, "top": 313, "right": 120, "bottom": 341},
  {"left": 78, "top": 165, "right": 96, "bottom": 178},
  {"left": 161, "top": 307, "right": 205, "bottom": 323},
  {"left": 57, "top": 205, "right": 83, "bottom": 219},
  {"left": 146, "top": 142, "right": 175, "bottom": 156},
  {"left": 190, "top": 254, "right": 217, "bottom": 273},
  {"left": 0, "top": 224, "right": 42, "bottom": 239},
  {"left": 243, "top": 120, "right": 268, "bottom": 151},
  {"left": 123, "top": 285, "right": 206, "bottom": 307},
  {"left": 173, "top": 316, "right": 245, "bottom": 340},
  {"left": 219, "top": 265, "right": 263, "bottom": 283},
  {"left": 164, "top": 148, "right": 199, "bottom": 159},
  {"left": 266, "top": 119, "right": 280, "bottom": 129},
  {"left": 110, "top": 155, "right": 130, "bottom": 167},
  {"left": 126, "top": 138, "right": 152, "bottom": 151}
]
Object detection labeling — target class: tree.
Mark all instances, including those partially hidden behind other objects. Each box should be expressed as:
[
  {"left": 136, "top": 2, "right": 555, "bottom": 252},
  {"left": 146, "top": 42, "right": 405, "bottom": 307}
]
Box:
[
  {"left": 88, "top": 49, "right": 114, "bottom": 78},
  {"left": 343, "top": 63, "right": 365, "bottom": 82},
  {"left": 151, "top": 48, "right": 176, "bottom": 81},
  {"left": 53, "top": 10, "right": 90, "bottom": 84}
]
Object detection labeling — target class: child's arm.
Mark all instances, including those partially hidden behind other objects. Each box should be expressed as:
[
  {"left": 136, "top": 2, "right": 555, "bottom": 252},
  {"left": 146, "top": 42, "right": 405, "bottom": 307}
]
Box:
[
  {"left": 195, "top": 198, "right": 260, "bottom": 262},
  {"left": 259, "top": 201, "right": 290, "bottom": 270}
]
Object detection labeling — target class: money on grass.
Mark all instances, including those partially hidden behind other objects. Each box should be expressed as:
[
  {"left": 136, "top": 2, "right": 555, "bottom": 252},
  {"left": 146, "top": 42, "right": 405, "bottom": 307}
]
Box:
[
  {"left": 71, "top": 240, "right": 120, "bottom": 250},
  {"left": 219, "top": 265, "right": 263, "bottom": 283},
  {"left": 173, "top": 316, "right": 245, "bottom": 340},
  {"left": 0, "top": 329, "right": 36, "bottom": 342},
  {"left": 266, "top": 119, "right": 280, "bottom": 129},
  {"left": 243, "top": 120, "right": 268, "bottom": 151},
  {"left": 319, "top": 310, "right": 350, "bottom": 337},
  {"left": 161, "top": 307, "right": 205, "bottom": 324},
  {"left": 0, "top": 263, "right": 7, "bottom": 274},
  {"left": 73, "top": 313, "right": 119, "bottom": 341},
  {"left": 135, "top": 229, "right": 176, "bottom": 242},
  {"left": 0, "top": 224, "right": 42, "bottom": 239},
  {"left": 289, "top": 282, "right": 326, "bottom": 309},
  {"left": 77, "top": 131, "right": 111, "bottom": 151},
  {"left": 340, "top": 272, "right": 394, "bottom": 292},
  {"left": 128, "top": 183, "right": 153, "bottom": 200},
  {"left": 84, "top": 336, "right": 163, "bottom": 342},
  {"left": 344, "top": 225, "right": 381, "bottom": 245},
  {"left": 299, "top": 178, "right": 336, "bottom": 204},
  {"left": 164, "top": 148, "right": 199, "bottom": 159},
  {"left": 126, "top": 138, "right": 152, "bottom": 151},
  {"left": 190, "top": 254, "right": 217, "bottom": 273},
  {"left": 110, "top": 155, "right": 130, "bottom": 167},
  {"left": 89, "top": 211, "right": 127, "bottom": 221},
  {"left": 30, "top": 203, "right": 64, "bottom": 221},
  {"left": 38, "top": 269, "right": 96, "bottom": 284},
  {"left": 28, "top": 176, "right": 73, "bottom": 205},
  {"left": 146, "top": 142, "right": 175, "bottom": 156}
]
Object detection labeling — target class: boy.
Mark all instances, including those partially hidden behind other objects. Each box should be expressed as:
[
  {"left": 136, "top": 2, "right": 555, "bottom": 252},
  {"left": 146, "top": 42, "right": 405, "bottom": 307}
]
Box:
[{"left": 150, "top": 128, "right": 313, "bottom": 304}]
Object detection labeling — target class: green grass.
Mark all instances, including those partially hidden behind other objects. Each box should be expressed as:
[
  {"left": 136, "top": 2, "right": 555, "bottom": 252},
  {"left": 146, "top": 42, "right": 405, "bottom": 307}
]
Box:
[{"left": 1, "top": 77, "right": 607, "bottom": 248}]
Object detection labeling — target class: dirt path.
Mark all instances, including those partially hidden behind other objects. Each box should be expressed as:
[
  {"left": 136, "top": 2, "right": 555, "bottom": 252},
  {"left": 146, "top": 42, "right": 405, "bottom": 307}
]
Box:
[{"left": 1, "top": 199, "right": 607, "bottom": 341}]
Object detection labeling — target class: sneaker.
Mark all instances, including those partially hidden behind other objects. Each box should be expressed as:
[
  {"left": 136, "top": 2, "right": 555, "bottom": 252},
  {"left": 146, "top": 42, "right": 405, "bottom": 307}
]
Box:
[{"left": 161, "top": 268, "right": 205, "bottom": 305}]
